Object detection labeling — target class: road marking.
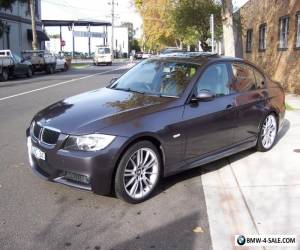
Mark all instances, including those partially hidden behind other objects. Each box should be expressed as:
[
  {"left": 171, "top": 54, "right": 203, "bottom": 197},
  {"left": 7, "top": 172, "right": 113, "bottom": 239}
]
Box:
[{"left": 0, "top": 66, "right": 127, "bottom": 102}]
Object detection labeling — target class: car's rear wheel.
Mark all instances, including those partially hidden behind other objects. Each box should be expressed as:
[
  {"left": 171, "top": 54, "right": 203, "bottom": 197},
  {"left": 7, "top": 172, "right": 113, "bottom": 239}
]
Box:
[
  {"left": 257, "top": 113, "right": 278, "bottom": 151},
  {"left": 27, "top": 67, "right": 33, "bottom": 77},
  {"left": 115, "top": 141, "right": 161, "bottom": 203},
  {"left": 63, "top": 63, "right": 68, "bottom": 71}
]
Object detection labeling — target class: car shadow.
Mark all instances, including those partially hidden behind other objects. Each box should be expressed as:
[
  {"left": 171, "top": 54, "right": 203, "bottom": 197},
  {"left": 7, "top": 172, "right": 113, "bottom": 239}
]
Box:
[{"left": 154, "top": 118, "right": 290, "bottom": 197}]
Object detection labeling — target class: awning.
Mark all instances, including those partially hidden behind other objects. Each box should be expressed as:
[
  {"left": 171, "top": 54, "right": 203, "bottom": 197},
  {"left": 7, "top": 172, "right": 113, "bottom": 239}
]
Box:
[{"left": 27, "top": 29, "right": 50, "bottom": 41}]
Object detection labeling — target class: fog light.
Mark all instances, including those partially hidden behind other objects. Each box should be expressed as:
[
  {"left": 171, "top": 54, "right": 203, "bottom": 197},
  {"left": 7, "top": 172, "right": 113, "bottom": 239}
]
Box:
[{"left": 62, "top": 171, "right": 90, "bottom": 184}]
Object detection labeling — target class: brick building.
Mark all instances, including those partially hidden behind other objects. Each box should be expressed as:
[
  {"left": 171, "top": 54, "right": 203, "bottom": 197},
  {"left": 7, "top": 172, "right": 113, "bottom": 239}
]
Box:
[{"left": 236, "top": 0, "right": 300, "bottom": 93}]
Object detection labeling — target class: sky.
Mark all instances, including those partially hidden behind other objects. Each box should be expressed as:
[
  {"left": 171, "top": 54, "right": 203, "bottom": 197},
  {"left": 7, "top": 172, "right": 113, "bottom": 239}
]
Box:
[
  {"left": 42, "top": 0, "right": 249, "bottom": 38},
  {"left": 41, "top": 0, "right": 249, "bottom": 53},
  {"left": 42, "top": 0, "right": 143, "bottom": 36}
]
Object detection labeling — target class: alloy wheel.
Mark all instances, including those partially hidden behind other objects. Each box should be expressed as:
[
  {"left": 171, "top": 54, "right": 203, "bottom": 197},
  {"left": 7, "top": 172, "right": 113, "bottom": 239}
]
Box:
[
  {"left": 123, "top": 147, "right": 159, "bottom": 199},
  {"left": 261, "top": 114, "right": 277, "bottom": 149}
]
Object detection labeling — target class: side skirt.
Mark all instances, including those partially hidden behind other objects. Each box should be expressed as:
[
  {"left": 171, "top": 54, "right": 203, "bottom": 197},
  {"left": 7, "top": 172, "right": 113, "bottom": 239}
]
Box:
[{"left": 164, "top": 137, "right": 257, "bottom": 177}]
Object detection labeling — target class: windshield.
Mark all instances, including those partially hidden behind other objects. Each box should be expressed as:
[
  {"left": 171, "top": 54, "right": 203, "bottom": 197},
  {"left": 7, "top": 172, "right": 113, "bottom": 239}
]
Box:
[
  {"left": 110, "top": 59, "right": 198, "bottom": 97},
  {"left": 97, "top": 48, "right": 110, "bottom": 54}
]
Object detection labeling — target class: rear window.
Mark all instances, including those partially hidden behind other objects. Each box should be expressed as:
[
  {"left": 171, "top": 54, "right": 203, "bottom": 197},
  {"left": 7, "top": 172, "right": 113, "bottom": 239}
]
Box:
[{"left": 98, "top": 48, "right": 110, "bottom": 54}]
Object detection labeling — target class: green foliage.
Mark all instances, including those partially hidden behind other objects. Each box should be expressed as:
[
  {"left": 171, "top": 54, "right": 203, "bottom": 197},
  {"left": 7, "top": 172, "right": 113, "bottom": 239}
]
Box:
[
  {"left": 135, "top": 0, "right": 222, "bottom": 51},
  {"left": 130, "top": 39, "right": 141, "bottom": 52}
]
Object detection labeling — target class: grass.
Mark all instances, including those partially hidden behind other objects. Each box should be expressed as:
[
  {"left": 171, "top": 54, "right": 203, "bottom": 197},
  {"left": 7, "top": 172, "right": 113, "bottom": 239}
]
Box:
[
  {"left": 71, "top": 63, "right": 91, "bottom": 69},
  {"left": 285, "top": 102, "right": 295, "bottom": 111}
]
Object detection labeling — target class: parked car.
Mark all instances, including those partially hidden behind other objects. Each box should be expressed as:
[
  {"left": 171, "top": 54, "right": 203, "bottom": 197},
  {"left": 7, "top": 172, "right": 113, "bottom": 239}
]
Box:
[
  {"left": 55, "top": 54, "right": 68, "bottom": 71},
  {"left": 93, "top": 46, "right": 113, "bottom": 66},
  {"left": 142, "top": 52, "right": 151, "bottom": 59},
  {"left": 134, "top": 51, "right": 143, "bottom": 59},
  {"left": 161, "top": 47, "right": 186, "bottom": 54},
  {"left": 26, "top": 53, "right": 285, "bottom": 203},
  {"left": 21, "top": 50, "right": 56, "bottom": 74},
  {"left": 0, "top": 50, "right": 33, "bottom": 81}
]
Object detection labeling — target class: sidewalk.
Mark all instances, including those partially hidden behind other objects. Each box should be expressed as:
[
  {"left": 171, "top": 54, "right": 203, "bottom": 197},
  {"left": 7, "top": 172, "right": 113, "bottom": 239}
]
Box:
[
  {"left": 286, "top": 94, "right": 300, "bottom": 110},
  {"left": 201, "top": 95, "right": 300, "bottom": 250}
]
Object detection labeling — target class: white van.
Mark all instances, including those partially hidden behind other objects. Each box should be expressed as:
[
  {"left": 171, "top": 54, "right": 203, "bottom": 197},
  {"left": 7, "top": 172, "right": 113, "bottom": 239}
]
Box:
[{"left": 93, "top": 46, "right": 113, "bottom": 66}]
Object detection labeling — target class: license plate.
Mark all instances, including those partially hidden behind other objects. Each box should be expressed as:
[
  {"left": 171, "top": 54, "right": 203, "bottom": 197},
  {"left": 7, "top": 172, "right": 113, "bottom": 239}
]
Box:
[{"left": 27, "top": 138, "right": 46, "bottom": 161}]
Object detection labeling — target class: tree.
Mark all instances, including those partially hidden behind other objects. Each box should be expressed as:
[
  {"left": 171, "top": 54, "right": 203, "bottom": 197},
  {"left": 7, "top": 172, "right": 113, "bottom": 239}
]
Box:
[
  {"left": 135, "top": 0, "right": 222, "bottom": 51},
  {"left": 169, "top": 0, "right": 222, "bottom": 51},
  {"left": 135, "top": 0, "right": 176, "bottom": 51},
  {"left": 221, "top": 0, "right": 235, "bottom": 56},
  {"left": 29, "top": 0, "right": 38, "bottom": 50}
]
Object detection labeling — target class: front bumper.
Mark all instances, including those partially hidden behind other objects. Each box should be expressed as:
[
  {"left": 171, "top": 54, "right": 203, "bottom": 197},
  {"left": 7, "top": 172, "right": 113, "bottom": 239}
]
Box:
[{"left": 26, "top": 129, "right": 128, "bottom": 195}]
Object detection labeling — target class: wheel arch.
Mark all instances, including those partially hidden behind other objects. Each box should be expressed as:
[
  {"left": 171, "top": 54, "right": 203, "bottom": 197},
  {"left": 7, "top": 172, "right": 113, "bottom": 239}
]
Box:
[{"left": 110, "top": 134, "right": 166, "bottom": 193}]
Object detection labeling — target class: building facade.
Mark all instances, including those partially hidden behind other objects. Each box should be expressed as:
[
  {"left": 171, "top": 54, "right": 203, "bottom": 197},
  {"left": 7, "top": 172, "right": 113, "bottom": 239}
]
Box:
[
  {"left": 238, "top": 0, "right": 300, "bottom": 93},
  {"left": 0, "top": 0, "right": 47, "bottom": 55}
]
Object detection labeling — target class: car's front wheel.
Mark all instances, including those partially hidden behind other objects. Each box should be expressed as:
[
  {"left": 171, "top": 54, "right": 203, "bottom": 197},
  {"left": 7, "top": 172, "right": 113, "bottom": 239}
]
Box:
[
  {"left": 115, "top": 141, "right": 161, "bottom": 203},
  {"left": 257, "top": 113, "right": 278, "bottom": 151}
]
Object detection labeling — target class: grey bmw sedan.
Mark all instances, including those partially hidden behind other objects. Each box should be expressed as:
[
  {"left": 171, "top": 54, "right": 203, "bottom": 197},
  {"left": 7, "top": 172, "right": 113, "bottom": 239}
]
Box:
[{"left": 26, "top": 53, "right": 285, "bottom": 203}]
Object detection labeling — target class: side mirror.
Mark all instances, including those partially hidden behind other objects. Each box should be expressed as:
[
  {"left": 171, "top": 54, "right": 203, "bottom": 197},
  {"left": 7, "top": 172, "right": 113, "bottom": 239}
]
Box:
[
  {"left": 191, "top": 90, "right": 215, "bottom": 102},
  {"left": 110, "top": 77, "right": 118, "bottom": 84}
]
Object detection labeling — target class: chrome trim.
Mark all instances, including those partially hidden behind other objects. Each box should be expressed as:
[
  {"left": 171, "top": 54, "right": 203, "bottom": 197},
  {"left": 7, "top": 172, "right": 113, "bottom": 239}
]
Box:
[
  {"left": 43, "top": 126, "right": 61, "bottom": 133},
  {"left": 53, "top": 176, "right": 92, "bottom": 191},
  {"left": 32, "top": 122, "right": 61, "bottom": 145}
]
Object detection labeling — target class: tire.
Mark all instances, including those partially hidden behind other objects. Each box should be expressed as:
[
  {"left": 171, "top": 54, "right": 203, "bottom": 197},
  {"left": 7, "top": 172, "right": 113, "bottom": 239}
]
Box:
[
  {"left": 27, "top": 67, "right": 33, "bottom": 77},
  {"left": 63, "top": 63, "right": 68, "bottom": 71},
  {"left": 0, "top": 68, "right": 9, "bottom": 82},
  {"left": 114, "top": 141, "right": 161, "bottom": 203},
  {"left": 256, "top": 113, "right": 278, "bottom": 152},
  {"left": 47, "top": 65, "right": 54, "bottom": 74}
]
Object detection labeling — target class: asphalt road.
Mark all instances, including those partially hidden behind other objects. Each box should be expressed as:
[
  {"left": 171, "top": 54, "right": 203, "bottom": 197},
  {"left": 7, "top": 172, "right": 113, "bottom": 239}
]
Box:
[{"left": 0, "top": 63, "right": 212, "bottom": 250}]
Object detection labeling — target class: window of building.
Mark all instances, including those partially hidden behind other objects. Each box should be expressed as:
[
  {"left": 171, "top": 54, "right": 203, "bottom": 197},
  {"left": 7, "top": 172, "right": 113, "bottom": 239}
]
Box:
[
  {"left": 230, "top": 63, "right": 257, "bottom": 92},
  {"left": 196, "top": 63, "right": 230, "bottom": 97},
  {"left": 246, "top": 29, "right": 253, "bottom": 52},
  {"left": 259, "top": 24, "right": 267, "bottom": 51},
  {"left": 296, "top": 13, "right": 300, "bottom": 48},
  {"left": 279, "top": 16, "right": 289, "bottom": 49}
]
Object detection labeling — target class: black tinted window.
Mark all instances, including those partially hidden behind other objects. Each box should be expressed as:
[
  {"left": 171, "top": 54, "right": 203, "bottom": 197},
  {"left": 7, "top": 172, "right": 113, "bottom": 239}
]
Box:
[
  {"left": 231, "top": 63, "right": 256, "bottom": 92},
  {"left": 196, "top": 63, "right": 230, "bottom": 97}
]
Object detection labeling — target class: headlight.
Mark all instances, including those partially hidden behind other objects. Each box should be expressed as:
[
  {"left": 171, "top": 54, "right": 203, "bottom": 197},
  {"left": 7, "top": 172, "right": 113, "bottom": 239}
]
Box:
[{"left": 64, "top": 134, "right": 115, "bottom": 151}]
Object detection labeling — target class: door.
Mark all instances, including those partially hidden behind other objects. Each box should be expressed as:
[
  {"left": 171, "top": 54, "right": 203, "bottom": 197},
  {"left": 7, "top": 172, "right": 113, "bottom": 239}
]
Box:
[
  {"left": 228, "top": 62, "right": 267, "bottom": 143},
  {"left": 12, "top": 54, "right": 26, "bottom": 75},
  {"left": 182, "top": 63, "right": 238, "bottom": 164}
]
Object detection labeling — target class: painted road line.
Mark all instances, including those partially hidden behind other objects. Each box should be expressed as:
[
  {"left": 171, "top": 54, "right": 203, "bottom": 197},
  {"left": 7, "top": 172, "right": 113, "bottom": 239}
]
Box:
[{"left": 0, "top": 65, "right": 128, "bottom": 102}]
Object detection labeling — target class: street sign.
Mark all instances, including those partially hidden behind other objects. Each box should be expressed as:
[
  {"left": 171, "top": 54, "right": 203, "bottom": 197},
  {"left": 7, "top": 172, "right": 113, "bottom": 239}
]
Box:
[
  {"left": 61, "top": 40, "right": 66, "bottom": 47},
  {"left": 72, "top": 31, "right": 107, "bottom": 38}
]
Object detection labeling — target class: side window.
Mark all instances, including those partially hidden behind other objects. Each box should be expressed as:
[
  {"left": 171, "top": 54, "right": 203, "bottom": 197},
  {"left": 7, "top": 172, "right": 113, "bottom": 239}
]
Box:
[
  {"left": 253, "top": 69, "right": 266, "bottom": 89},
  {"left": 196, "top": 63, "right": 230, "bottom": 97},
  {"left": 231, "top": 63, "right": 257, "bottom": 92}
]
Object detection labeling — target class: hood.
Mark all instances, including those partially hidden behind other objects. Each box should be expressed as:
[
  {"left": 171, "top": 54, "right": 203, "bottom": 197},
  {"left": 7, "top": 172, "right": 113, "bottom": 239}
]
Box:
[{"left": 34, "top": 87, "right": 173, "bottom": 134}]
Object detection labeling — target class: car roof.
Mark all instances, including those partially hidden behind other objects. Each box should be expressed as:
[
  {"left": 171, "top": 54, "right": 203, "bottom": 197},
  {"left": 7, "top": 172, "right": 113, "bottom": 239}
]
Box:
[{"left": 154, "top": 52, "right": 244, "bottom": 65}]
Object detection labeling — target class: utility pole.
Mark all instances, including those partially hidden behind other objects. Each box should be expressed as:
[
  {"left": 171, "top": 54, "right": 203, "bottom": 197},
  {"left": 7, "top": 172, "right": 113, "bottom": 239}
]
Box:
[
  {"left": 210, "top": 14, "right": 215, "bottom": 53},
  {"left": 111, "top": 0, "right": 115, "bottom": 57}
]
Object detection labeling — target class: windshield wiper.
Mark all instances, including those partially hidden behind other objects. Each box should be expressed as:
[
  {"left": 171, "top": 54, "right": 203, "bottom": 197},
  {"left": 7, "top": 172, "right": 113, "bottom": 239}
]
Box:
[{"left": 112, "top": 87, "right": 145, "bottom": 95}]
